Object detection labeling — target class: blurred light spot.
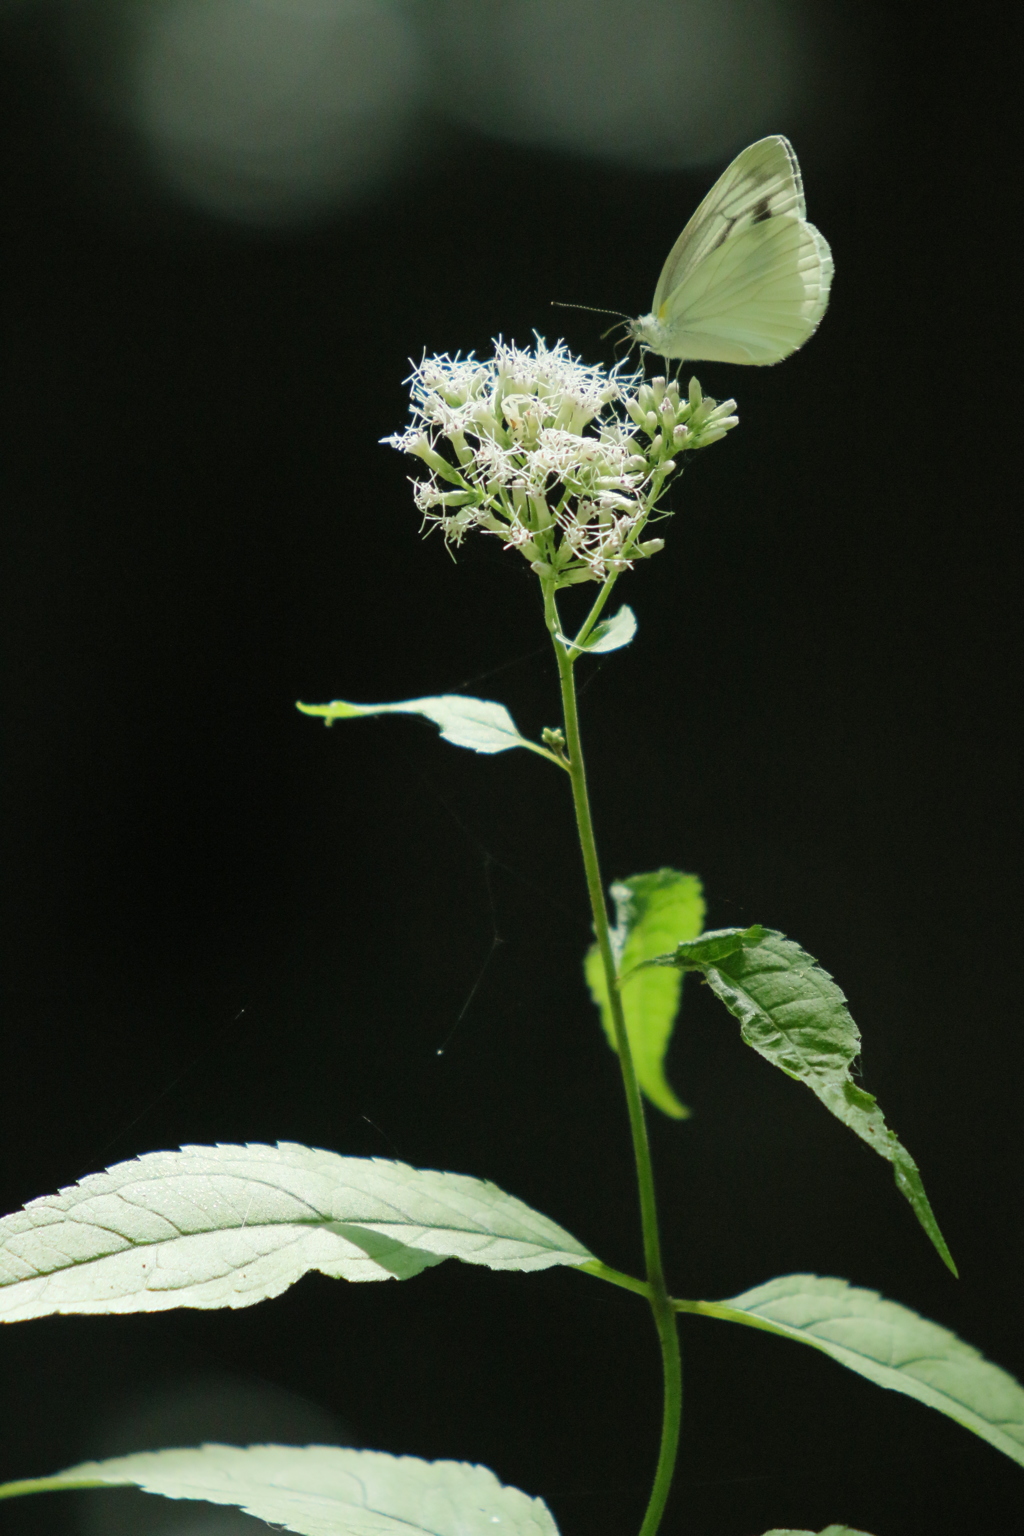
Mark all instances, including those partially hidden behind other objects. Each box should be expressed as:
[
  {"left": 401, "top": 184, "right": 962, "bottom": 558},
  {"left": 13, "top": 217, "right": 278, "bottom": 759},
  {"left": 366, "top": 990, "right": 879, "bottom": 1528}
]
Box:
[
  {"left": 425, "top": 0, "right": 810, "bottom": 168},
  {"left": 125, "top": 0, "right": 422, "bottom": 221}
]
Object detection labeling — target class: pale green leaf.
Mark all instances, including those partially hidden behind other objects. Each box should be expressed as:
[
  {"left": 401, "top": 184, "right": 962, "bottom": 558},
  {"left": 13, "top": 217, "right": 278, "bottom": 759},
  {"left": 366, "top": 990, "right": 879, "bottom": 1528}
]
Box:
[
  {"left": 0, "top": 1143, "right": 593, "bottom": 1321},
  {"left": 653, "top": 927, "right": 955, "bottom": 1273},
  {"left": 582, "top": 604, "right": 637, "bottom": 653},
  {"left": 0, "top": 1444, "right": 559, "bottom": 1536},
  {"left": 762, "top": 1528, "right": 874, "bottom": 1535},
  {"left": 585, "top": 870, "right": 705, "bottom": 1118},
  {"left": 296, "top": 695, "right": 530, "bottom": 754},
  {"left": 559, "top": 605, "right": 637, "bottom": 655},
  {"left": 682, "top": 1274, "right": 1024, "bottom": 1469}
]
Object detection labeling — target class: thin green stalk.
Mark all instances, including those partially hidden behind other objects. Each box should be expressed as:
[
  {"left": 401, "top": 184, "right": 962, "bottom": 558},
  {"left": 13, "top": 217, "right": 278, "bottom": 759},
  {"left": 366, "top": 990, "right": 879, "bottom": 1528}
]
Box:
[
  {"left": 0, "top": 1476, "right": 103, "bottom": 1501},
  {"left": 566, "top": 469, "right": 672, "bottom": 655},
  {"left": 543, "top": 581, "right": 682, "bottom": 1536},
  {"left": 577, "top": 1259, "right": 651, "bottom": 1299},
  {"left": 519, "top": 739, "right": 572, "bottom": 772}
]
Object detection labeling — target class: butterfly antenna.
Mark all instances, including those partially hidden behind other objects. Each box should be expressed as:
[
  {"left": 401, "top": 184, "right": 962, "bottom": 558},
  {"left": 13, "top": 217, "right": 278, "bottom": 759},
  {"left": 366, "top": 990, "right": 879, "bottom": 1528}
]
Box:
[
  {"left": 551, "top": 300, "right": 627, "bottom": 317},
  {"left": 552, "top": 301, "right": 635, "bottom": 352}
]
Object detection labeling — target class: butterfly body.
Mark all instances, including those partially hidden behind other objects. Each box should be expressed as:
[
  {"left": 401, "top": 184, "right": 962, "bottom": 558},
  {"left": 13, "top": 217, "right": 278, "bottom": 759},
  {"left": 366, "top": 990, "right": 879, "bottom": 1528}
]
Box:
[{"left": 629, "top": 135, "right": 833, "bottom": 366}]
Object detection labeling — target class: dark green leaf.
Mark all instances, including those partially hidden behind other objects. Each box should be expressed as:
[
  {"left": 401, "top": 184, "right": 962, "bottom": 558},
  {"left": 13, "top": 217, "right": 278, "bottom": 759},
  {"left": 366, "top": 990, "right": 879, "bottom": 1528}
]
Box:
[
  {"left": 649, "top": 924, "right": 768, "bottom": 971},
  {"left": 652, "top": 927, "right": 955, "bottom": 1273}
]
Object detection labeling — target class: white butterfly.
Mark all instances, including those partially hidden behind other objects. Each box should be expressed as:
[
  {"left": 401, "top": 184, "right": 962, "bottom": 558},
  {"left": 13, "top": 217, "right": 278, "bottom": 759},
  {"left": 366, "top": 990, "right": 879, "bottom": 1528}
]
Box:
[{"left": 629, "top": 135, "right": 833, "bottom": 366}]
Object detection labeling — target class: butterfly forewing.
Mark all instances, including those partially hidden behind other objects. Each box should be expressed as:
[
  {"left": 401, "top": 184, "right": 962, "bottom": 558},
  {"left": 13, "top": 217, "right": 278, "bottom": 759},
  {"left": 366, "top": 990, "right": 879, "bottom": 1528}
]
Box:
[{"left": 650, "top": 135, "right": 805, "bottom": 315}]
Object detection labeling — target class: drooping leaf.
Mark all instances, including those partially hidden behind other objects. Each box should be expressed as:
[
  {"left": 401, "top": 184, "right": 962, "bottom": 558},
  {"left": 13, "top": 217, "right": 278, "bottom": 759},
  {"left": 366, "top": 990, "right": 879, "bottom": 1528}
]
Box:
[
  {"left": 651, "top": 927, "right": 955, "bottom": 1273},
  {"left": 0, "top": 1444, "right": 559, "bottom": 1536},
  {"left": 680, "top": 1273, "right": 1024, "bottom": 1469},
  {"left": 296, "top": 694, "right": 532, "bottom": 754},
  {"left": 559, "top": 605, "right": 637, "bottom": 655},
  {"left": 584, "top": 870, "right": 705, "bottom": 1118},
  {"left": 0, "top": 1143, "right": 593, "bottom": 1322}
]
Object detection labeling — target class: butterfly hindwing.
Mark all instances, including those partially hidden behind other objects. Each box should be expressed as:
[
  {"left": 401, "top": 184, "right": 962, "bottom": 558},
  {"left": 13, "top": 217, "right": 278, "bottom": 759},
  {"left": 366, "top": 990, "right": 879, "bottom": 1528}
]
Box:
[{"left": 658, "top": 215, "right": 833, "bottom": 366}]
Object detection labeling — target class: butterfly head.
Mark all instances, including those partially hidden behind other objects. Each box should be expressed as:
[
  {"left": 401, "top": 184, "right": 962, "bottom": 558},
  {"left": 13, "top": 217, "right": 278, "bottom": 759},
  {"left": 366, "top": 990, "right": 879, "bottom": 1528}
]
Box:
[{"left": 627, "top": 309, "right": 676, "bottom": 363}]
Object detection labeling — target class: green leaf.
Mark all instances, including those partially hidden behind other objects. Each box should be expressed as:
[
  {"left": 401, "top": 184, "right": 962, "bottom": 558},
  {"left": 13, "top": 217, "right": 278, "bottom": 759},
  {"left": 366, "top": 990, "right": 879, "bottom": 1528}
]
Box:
[
  {"left": 559, "top": 604, "right": 637, "bottom": 655},
  {"left": 0, "top": 1143, "right": 593, "bottom": 1321},
  {"left": 297, "top": 694, "right": 532, "bottom": 754},
  {"left": 0, "top": 1444, "right": 560, "bottom": 1536},
  {"left": 652, "top": 926, "right": 955, "bottom": 1273},
  {"left": 584, "top": 869, "right": 705, "bottom": 1118},
  {"left": 655, "top": 924, "right": 768, "bottom": 970},
  {"left": 681, "top": 1274, "right": 1024, "bottom": 1469},
  {"left": 761, "top": 1528, "right": 875, "bottom": 1535},
  {"left": 762, "top": 1528, "right": 874, "bottom": 1535}
]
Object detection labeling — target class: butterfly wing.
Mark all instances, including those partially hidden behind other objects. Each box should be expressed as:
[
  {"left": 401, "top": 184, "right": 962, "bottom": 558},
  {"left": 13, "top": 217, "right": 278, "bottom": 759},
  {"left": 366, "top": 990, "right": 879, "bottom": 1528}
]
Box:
[
  {"left": 636, "top": 134, "right": 833, "bottom": 366},
  {"left": 655, "top": 214, "right": 834, "bottom": 365},
  {"left": 651, "top": 135, "right": 806, "bottom": 314}
]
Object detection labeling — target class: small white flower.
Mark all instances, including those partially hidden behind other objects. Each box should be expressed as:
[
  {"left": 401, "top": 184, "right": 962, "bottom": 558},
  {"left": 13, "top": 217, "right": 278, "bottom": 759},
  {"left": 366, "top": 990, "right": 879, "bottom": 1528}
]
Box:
[{"left": 384, "top": 338, "right": 737, "bottom": 584}]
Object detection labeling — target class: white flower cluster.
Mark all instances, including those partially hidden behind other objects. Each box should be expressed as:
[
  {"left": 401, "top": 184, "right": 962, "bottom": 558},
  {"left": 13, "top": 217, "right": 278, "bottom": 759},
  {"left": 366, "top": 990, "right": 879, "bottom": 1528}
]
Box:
[{"left": 384, "top": 337, "right": 737, "bottom": 585}]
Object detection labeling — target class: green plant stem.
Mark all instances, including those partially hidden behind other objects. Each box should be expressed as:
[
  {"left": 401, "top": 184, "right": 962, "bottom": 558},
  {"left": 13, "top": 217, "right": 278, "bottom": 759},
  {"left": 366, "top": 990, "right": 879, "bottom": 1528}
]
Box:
[
  {"left": 0, "top": 1476, "right": 102, "bottom": 1501},
  {"left": 577, "top": 1259, "right": 652, "bottom": 1298},
  {"left": 543, "top": 581, "right": 682, "bottom": 1536},
  {"left": 519, "top": 738, "right": 573, "bottom": 772}
]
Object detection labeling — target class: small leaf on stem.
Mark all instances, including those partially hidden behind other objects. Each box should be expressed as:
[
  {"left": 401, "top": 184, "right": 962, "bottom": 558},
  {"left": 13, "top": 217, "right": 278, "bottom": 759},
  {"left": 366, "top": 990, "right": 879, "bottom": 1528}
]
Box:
[
  {"left": 297, "top": 695, "right": 533, "bottom": 755},
  {"left": 560, "top": 604, "right": 638, "bottom": 655}
]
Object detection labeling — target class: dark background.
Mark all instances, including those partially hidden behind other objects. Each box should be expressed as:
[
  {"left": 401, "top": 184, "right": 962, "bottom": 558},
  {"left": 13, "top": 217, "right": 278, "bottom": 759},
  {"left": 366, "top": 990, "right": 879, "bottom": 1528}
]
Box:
[{"left": 1, "top": 3, "right": 1021, "bottom": 1534}]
